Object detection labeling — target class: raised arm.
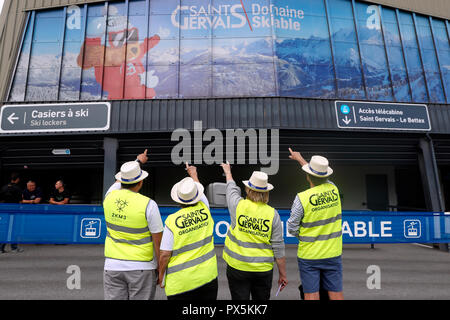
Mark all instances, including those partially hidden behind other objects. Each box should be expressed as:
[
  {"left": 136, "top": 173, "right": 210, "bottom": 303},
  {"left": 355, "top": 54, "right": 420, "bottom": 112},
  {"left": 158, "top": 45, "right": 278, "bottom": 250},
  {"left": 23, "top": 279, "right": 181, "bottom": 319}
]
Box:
[{"left": 289, "top": 148, "right": 308, "bottom": 167}]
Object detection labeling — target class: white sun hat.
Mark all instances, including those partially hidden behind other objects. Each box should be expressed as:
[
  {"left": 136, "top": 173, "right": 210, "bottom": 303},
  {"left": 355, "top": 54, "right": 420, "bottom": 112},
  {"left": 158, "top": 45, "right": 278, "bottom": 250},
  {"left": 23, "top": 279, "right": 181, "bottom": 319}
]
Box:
[
  {"left": 302, "top": 156, "right": 333, "bottom": 178},
  {"left": 243, "top": 171, "right": 274, "bottom": 193},
  {"left": 115, "top": 161, "right": 149, "bottom": 184},
  {"left": 171, "top": 177, "right": 205, "bottom": 205}
]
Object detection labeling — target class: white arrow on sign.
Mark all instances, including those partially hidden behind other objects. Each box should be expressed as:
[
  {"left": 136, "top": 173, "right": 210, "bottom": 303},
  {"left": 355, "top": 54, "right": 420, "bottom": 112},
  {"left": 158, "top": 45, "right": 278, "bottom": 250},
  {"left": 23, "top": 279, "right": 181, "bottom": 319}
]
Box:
[
  {"left": 7, "top": 113, "right": 19, "bottom": 125},
  {"left": 343, "top": 116, "right": 352, "bottom": 125}
]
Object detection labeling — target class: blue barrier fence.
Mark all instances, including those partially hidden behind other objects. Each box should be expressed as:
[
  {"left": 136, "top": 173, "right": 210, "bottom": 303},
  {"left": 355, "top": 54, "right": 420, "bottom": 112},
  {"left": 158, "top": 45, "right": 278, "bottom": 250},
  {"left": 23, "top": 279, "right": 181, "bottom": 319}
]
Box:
[{"left": 0, "top": 204, "right": 449, "bottom": 245}]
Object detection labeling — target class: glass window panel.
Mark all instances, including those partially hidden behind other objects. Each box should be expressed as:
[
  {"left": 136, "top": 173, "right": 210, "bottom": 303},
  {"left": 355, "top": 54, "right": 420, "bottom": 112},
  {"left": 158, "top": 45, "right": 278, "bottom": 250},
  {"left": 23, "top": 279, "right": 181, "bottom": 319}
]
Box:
[
  {"left": 85, "top": 8, "right": 107, "bottom": 38},
  {"left": 444, "top": 71, "right": 450, "bottom": 102},
  {"left": 29, "top": 42, "right": 62, "bottom": 69},
  {"left": 278, "top": 0, "right": 325, "bottom": 17},
  {"left": 108, "top": 2, "right": 127, "bottom": 16},
  {"left": 213, "top": 37, "right": 273, "bottom": 64},
  {"left": 104, "top": 45, "right": 126, "bottom": 67},
  {"left": 60, "top": 67, "right": 81, "bottom": 101},
  {"left": 328, "top": 0, "right": 353, "bottom": 19},
  {"left": 355, "top": 3, "right": 383, "bottom": 45},
  {"left": 9, "top": 69, "right": 28, "bottom": 102},
  {"left": 142, "top": 65, "right": 179, "bottom": 99},
  {"left": 179, "top": 13, "right": 211, "bottom": 38},
  {"left": 278, "top": 61, "right": 336, "bottom": 98},
  {"left": 151, "top": 0, "right": 180, "bottom": 15},
  {"left": 213, "top": 63, "right": 276, "bottom": 97},
  {"left": 336, "top": 65, "right": 365, "bottom": 99},
  {"left": 128, "top": 15, "right": 149, "bottom": 40},
  {"left": 384, "top": 21, "right": 401, "bottom": 46},
  {"left": 360, "top": 44, "right": 393, "bottom": 101},
  {"left": 147, "top": 39, "right": 179, "bottom": 65},
  {"left": 62, "top": 41, "right": 83, "bottom": 68},
  {"left": 400, "top": 23, "right": 417, "bottom": 48},
  {"left": 102, "top": 66, "right": 125, "bottom": 99},
  {"left": 87, "top": 3, "right": 107, "bottom": 17},
  {"left": 417, "top": 25, "right": 434, "bottom": 50},
  {"left": 333, "top": 42, "right": 362, "bottom": 68},
  {"left": 81, "top": 67, "right": 102, "bottom": 100},
  {"left": 415, "top": 15, "right": 428, "bottom": 27},
  {"left": 330, "top": 17, "right": 358, "bottom": 43},
  {"left": 129, "top": 0, "right": 147, "bottom": 16},
  {"left": 65, "top": 5, "right": 85, "bottom": 42},
  {"left": 149, "top": 14, "right": 179, "bottom": 40},
  {"left": 426, "top": 72, "right": 445, "bottom": 103},
  {"left": 432, "top": 20, "right": 450, "bottom": 51},
  {"left": 275, "top": 15, "right": 328, "bottom": 40},
  {"left": 33, "top": 16, "right": 64, "bottom": 42},
  {"left": 398, "top": 11, "right": 413, "bottom": 26},
  {"left": 27, "top": 68, "right": 59, "bottom": 101},
  {"left": 381, "top": 8, "right": 396, "bottom": 24},
  {"left": 390, "top": 66, "right": 411, "bottom": 102},
  {"left": 180, "top": 39, "right": 210, "bottom": 65},
  {"left": 180, "top": 64, "right": 211, "bottom": 98},
  {"left": 212, "top": 13, "right": 271, "bottom": 38},
  {"left": 422, "top": 49, "right": 440, "bottom": 72}
]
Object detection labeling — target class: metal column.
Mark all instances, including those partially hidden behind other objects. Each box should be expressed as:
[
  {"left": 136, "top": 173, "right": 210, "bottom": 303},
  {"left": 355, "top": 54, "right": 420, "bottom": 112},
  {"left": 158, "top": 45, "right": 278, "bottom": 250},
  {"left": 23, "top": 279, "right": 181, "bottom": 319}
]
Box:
[
  {"left": 418, "top": 136, "right": 448, "bottom": 252},
  {"left": 103, "top": 137, "right": 118, "bottom": 199}
]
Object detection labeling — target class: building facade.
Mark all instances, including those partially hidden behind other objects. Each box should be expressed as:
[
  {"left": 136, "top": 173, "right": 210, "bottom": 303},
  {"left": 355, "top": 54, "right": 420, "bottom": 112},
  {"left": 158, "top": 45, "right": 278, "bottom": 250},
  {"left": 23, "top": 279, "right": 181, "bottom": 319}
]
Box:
[{"left": 0, "top": 0, "right": 449, "bottom": 237}]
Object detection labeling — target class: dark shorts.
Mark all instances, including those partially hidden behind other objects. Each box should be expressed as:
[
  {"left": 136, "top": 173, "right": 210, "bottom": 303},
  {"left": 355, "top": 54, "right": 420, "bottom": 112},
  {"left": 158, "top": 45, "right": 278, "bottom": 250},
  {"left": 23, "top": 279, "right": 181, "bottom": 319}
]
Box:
[{"left": 297, "top": 256, "right": 343, "bottom": 294}]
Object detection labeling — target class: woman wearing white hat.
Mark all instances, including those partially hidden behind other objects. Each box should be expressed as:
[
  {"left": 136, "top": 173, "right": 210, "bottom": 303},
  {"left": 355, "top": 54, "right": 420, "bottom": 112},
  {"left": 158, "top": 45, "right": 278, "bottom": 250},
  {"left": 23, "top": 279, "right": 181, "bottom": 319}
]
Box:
[
  {"left": 158, "top": 163, "right": 218, "bottom": 300},
  {"left": 287, "top": 148, "right": 344, "bottom": 301},
  {"left": 103, "top": 149, "right": 164, "bottom": 300},
  {"left": 220, "top": 163, "right": 287, "bottom": 300}
]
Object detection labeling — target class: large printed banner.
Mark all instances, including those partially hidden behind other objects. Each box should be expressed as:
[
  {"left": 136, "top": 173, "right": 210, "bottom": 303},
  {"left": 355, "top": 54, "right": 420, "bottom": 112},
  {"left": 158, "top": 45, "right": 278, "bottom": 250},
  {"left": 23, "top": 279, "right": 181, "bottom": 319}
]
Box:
[
  {"left": 10, "top": 0, "right": 449, "bottom": 103},
  {"left": 0, "top": 204, "right": 449, "bottom": 245}
]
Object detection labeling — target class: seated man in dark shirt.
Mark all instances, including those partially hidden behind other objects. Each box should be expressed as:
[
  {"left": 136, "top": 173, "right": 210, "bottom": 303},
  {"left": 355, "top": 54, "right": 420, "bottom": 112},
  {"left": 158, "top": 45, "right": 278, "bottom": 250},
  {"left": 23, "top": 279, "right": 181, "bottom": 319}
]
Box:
[
  {"left": 49, "top": 180, "right": 71, "bottom": 205},
  {"left": 0, "top": 173, "right": 23, "bottom": 204},
  {"left": 22, "top": 180, "right": 43, "bottom": 204}
]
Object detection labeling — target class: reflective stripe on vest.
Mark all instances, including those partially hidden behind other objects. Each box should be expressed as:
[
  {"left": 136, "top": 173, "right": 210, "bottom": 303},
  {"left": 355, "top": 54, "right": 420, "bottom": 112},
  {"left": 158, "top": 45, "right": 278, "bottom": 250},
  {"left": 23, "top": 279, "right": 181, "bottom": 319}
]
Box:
[
  {"left": 164, "top": 201, "right": 218, "bottom": 297},
  {"left": 103, "top": 189, "right": 154, "bottom": 262},
  {"left": 297, "top": 183, "right": 342, "bottom": 260},
  {"left": 223, "top": 199, "right": 275, "bottom": 272}
]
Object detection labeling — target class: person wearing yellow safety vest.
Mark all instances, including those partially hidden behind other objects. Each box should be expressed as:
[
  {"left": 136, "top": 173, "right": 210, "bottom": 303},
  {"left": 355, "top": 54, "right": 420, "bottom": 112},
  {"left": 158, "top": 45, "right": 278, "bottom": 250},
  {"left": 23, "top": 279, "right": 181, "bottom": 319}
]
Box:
[
  {"left": 103, "top": 150, "right": 163, "bottom": 300},
  {"left": 220, "top": 163, "right": 288, "bottom": 300},
  {"left": 287, "top": 148, "right": 344, "bottom": 300},
  {"left": 158, "top": 163, "right": 218, "bottom": 300}
]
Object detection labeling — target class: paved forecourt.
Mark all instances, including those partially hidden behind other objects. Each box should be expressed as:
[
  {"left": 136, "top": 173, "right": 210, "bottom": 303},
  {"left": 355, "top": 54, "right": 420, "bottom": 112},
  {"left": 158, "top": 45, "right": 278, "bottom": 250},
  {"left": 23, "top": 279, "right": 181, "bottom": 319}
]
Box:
[{"left": 0, "top": 243, "right": 449, "bottom": 300}]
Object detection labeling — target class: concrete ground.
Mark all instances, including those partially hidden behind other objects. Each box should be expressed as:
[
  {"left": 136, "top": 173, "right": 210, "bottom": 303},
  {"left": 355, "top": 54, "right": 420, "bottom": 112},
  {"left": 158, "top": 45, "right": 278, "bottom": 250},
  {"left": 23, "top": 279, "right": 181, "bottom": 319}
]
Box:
[{"left": 0, "top": 243, "right": 449, "bottom": 300}]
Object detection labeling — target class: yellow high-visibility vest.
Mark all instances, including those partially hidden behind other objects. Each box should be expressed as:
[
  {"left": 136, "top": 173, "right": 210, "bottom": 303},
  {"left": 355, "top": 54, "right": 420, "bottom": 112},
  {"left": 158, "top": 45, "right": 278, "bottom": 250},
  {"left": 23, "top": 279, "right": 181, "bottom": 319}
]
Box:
[
  {"left": 103, "top": 189, "right": 153, "bottom": 262},
  {"left": 297, "top": 183, "right": 342, "bottom": 260},
  {"left": 164, "top": 201, "right": 217, "bottom": 297},
  {"left": 223, "top": 199, "right": 275, "bottom": 272}
]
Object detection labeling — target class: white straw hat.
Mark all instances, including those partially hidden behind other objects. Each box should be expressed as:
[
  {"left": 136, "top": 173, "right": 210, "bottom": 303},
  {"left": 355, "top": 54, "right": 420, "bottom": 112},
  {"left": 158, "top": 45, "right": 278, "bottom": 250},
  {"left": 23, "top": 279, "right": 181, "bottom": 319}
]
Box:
[
  {"left": 243, "top": 171, "right": 274, "bottom": 193},
  {"left": 302, "top": 156, "right": 333, "bottom": 178},
  {"left": 115, "top": 161, "right": 149, "bottom": 184},
  {"left": 171, "top": 177, "right": 205, "bottom": 205}
]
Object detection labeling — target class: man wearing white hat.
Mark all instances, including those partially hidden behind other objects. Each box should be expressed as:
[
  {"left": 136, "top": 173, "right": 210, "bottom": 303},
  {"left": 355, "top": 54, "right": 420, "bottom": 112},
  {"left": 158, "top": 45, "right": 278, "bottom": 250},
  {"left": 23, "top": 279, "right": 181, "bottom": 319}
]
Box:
[
  {"left": 220, "top": 163, "right": 287, "bottom": 300},
  {"left": 158, "top": 163, "right": 218, "bottom": 300},
  {"left": 103, "top": 150, "right": 164, "bottom": 300},
  {"left": 287, "top": 148, "right": 344, "bottom": 301}
]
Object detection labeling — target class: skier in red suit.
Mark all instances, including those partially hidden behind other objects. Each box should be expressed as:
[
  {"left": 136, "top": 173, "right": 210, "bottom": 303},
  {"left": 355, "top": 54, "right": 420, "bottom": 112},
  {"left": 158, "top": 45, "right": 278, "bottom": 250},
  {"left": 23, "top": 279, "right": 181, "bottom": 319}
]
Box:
[{"left": 77, "top": 27, "right": 160, "bottom": 100}]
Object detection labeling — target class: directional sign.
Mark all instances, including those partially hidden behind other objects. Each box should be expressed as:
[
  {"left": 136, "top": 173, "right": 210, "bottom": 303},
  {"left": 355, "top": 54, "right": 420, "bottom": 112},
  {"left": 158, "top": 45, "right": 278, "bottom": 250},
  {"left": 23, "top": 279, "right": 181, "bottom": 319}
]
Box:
[
  {"left": 0, "top": 103, "right": 111, "bottom": 134},
  {"left": 335, "top": 101, "right": 431, "bottom": 131}
]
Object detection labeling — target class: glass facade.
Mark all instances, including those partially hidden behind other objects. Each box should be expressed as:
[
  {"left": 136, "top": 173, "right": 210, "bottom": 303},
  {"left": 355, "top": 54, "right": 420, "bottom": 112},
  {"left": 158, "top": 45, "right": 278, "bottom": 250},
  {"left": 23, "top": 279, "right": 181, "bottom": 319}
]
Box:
[{"left": 8, "top": 0, "right": 450, "bottom": 103}]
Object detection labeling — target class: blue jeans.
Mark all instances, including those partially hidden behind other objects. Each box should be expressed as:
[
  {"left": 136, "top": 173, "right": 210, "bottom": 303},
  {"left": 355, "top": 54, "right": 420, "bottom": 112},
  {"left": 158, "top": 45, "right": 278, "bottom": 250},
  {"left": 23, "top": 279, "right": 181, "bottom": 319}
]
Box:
[{"left": 298, "top": 256, "right": 343, "bottom": 294}]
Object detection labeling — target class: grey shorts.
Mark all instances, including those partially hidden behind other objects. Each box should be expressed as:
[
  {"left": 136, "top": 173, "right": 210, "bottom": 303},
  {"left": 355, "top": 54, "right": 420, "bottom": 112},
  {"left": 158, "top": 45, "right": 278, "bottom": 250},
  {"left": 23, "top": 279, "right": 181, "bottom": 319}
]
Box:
[{"left": 103, "top": 270, "right": 158, "bottom": 300}]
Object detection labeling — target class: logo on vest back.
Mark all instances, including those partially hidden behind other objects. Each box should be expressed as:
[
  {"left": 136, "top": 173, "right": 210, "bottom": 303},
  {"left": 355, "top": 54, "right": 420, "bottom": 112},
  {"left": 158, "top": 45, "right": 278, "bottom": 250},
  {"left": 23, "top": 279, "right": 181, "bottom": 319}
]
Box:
[
  {"left": 175, "top": 208, "right": 209, "bottom": 235},
  {"left": 237, "top": 215, "right": 270, "bottom": 238},
  {"left": 308, "top": 189, "right": 339, "bottom": 212},
  {"left": 115, "top": 199, "right": 129, "bottom": 212}
]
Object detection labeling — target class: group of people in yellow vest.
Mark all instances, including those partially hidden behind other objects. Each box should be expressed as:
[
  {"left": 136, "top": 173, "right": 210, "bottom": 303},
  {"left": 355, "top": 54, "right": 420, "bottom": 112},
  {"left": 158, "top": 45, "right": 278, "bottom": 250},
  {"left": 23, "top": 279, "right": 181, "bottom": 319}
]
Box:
[{"left": 103, "top": 148, "right": 344, "bottom": 301}]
